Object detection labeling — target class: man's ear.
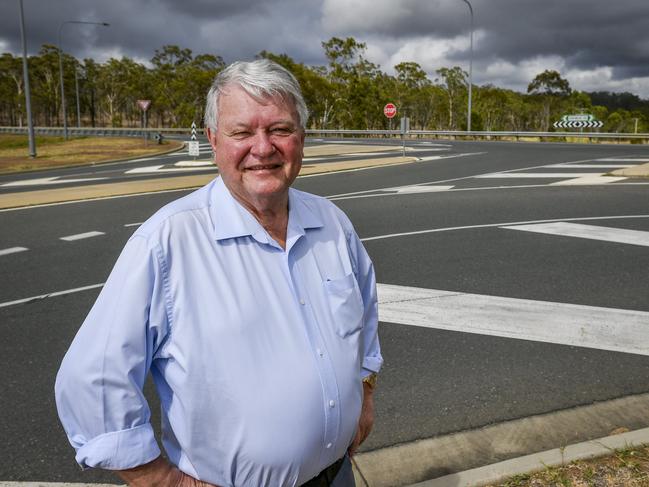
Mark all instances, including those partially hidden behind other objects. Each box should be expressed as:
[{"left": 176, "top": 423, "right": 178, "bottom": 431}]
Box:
[{"left": 206, "top": 127, "right": 215, "bottom": 146}]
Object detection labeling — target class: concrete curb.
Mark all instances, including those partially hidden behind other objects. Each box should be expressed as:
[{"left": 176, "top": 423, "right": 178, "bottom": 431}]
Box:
[
  {"left": 409, "top": 427, "right": 649, "bottom": 487},
  {"left": 351, "top": 392, "right": 649, "bottom": 487}
]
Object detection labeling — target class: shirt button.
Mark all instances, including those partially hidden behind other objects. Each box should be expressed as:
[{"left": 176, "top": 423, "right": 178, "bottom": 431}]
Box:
[
  {"left": 326, "top": 443, "right": 332, "bottom": 449},
  {"left": 316, "top": 348, "right": 323, "bottom": 357},
  {"left": 329, "top": 400, "right": 335, "bottom": 408},
  {"left": 299, "top": 298, "right": 305, "bottom": 305}
]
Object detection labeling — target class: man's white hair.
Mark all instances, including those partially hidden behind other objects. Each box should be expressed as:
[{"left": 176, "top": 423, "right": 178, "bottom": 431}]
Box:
[{"left": 204, "top": 59, "right": 308, "bottom": 131}]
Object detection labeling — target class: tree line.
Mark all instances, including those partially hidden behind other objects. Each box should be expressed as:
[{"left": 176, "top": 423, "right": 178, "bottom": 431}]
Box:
[{"left": 1, "top": 37, "right": 648, "bottom": 133}]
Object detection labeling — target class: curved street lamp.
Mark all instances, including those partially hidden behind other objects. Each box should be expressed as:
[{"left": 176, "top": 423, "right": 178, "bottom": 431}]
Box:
[
  {"left": 461, "top": 0, "right": 473, "bottom": 132},
  {"left": 58, "top": 20, "right": 109, "bottom": 139}
]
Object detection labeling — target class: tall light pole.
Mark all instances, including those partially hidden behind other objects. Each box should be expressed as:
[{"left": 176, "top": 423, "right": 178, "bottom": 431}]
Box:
[
  {"left": 58, "top": 20, "right": 109, "bottom": 139},
  {"left": 74, "top": 67, "right": 81, "bottom": 128},
  {"left": 461, "top": 0, "right": 473, "bottom": 133},
  {"left": 18, "top": 0, "right": 36, "bottom": 157}
]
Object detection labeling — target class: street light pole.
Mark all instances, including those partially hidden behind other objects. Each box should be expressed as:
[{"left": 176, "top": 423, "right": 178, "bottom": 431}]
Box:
[
  {"left": 74, "top": 67, "right": 81, "bottom": 127},
  {"left": 461, "top": 0, "right": 473, "bottom": 133},
  {"left": 57, "top": 20, "right": 109, "bottom": 139},
  {"left": 18, "top": 0, "right": 36, "bottom": 157}
]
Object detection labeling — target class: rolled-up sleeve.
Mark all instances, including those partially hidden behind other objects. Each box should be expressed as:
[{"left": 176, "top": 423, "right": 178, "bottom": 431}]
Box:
[
  {"left": 347, "top": 229, "right": 383, "bottom": 378},
  {"left": 55, "top": 234, "right": 170, "bottom": 470}
]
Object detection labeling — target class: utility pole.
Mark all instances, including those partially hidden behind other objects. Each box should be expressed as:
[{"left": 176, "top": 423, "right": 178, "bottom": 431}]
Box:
[
  {"left": 18, "top": 0, "right": 36, "bottom": 157},
  {"left": 461, "top": 0, "right": 474, "bottom": 133}
]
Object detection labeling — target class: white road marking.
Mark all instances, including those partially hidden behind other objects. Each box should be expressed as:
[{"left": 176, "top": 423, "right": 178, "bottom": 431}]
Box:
[
  {"left": 361, "top": 214, "right": 649, "bottom": 242},
  {"left": 1, "top": 177, "right": 106, "bottom": 187},
  {"left": 417, "top": 152, "right": 485, "bottom": 162},
  {"left": 60, "top": 231, "right": 105, "bottom": 241},
  {"left": 551, "top": 175, "right": 627, "bottom": 185},
  {"left": 389, "top": 185, "right": 454, "bottom": 194},
  {"left": 124, "top": 222, "right": 143, "bottom": 227},
  {"left": 174, "top": 160, "right": 213, "bottom": 167},
  {"left": 5, "top": 280, "right": 645, "bottom": 356},
  {"left": 502, "top": 222, "right": 649, "bottom": 247},
  {"left": 0, "top": 283, "right": 105, "bottom": 309},
  {"left": 378, "top": 283, "right": 649, "bottom": 356},
  {"left": 476, "top": 172, "right": 604, "bottom": 179},
  {"left": 125, "top": 165, "right": 211, "bottom": 174},
  {"left": 597, "top": 158, "right": 649, "bottom": 162},
  {"left": 0, "top": 246, "right": 28, "bottom": 256},
  {"left": 547, "top": 164, "right": 633, "bottom": 168}
]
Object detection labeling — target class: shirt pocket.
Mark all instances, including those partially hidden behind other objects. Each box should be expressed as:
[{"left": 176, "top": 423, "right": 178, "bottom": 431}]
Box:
[{"left": 323, "top": 273, "right": 364, "bottom": 338}]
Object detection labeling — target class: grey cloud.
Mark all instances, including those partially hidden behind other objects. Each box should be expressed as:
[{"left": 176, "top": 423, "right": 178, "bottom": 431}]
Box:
[{"left": 2, "top": 0, "right": 649, "bottom": 96}]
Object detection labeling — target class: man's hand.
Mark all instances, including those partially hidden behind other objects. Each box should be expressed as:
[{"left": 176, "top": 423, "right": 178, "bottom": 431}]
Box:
[
  {"left": 116, "top": 456, "right": 218, "bottom": 487},
  {"left": 348, "top": 381, "right": 375, "bottom": 457}
]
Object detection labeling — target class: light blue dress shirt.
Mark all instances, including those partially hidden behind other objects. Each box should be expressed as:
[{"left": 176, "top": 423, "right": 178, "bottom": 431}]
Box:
[{"left": 55, "top": 177, "right": 382, "bottom": 487}]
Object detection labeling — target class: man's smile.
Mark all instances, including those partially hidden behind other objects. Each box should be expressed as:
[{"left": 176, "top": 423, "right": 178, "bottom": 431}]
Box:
[{"left": 245, "top": 164, "right": 282, "bottom": 171}]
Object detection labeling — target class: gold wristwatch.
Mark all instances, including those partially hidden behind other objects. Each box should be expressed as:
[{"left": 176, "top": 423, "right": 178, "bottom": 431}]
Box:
[{"left": 362, "top": 372, "right": 378, "bottom": 390}]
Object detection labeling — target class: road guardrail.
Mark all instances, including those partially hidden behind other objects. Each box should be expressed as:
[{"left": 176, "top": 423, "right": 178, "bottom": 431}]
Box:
[{"left": 1, "top": 126, "right": 648, "bottom": 143}]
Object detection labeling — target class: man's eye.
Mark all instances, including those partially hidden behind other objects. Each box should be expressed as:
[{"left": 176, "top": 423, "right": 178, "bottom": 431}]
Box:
[
  {"left": 231, "top": 131, "right": 250, "bottom": 138},
  {"left": 271, "top": 127, "right": 292, "bottom": 135}
]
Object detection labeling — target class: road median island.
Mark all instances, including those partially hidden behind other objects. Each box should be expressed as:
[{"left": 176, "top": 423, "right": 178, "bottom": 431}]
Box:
[
  {"left": 0, "top": 154, "right": 417, "bottom": 210},
  {"left": 611, "top": 162, "right": 649, "bottom": 178}
]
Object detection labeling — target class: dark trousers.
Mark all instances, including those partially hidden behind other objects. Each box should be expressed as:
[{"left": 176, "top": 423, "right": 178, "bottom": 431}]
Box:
[{"left": 301, "top": 455, "right": 355, "bottom": 487}]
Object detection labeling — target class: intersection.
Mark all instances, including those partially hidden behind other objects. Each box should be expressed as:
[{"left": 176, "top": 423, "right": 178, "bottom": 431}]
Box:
[{"left": 1, "top": 138, "right": 648, "bottom": 484}]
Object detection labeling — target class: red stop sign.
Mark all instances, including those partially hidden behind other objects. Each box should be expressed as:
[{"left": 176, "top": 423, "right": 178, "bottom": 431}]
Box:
[{"left": 383, "top": 103, "right": 397, "bottom": 119}]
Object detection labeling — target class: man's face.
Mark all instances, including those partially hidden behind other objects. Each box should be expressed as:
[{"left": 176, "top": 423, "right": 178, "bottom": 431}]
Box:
[{"left": 206, "top": 85, "right": 305, "bottom": 209}]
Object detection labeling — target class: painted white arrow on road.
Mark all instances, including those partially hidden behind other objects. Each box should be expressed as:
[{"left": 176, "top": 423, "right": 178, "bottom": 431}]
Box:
[{"left": 1, "top": 177, "right": 106, "bottom": 187}]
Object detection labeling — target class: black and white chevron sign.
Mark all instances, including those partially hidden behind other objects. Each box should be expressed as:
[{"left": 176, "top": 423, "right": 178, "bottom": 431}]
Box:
[
  {"left": 553, "top": 120, "right": 604, "bottom": 129},
  {"left": 554, "top": 114, "right": 603, "bottom": 129},
  {"left": 190, "top": 121, "right": 198, "bottom": 141}
]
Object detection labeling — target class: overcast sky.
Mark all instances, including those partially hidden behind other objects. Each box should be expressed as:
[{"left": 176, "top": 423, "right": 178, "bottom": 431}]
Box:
[{"left": 4, "top": 0, "right": 649, "bottom": 98}]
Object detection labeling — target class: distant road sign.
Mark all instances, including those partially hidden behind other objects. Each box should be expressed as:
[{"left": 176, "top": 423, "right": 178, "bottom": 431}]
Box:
[
  {"left": 137, "top": 100, "right": 151, "bottom": 111},
  {"left": 554, "top": 114, "right": 602, "bottom": 129},
  {"left": 384, "top": 103, "right": 397, "bottom": 119},
  {"left": 188, "top": 140, "right": 200, "bottom": 157},
  {"left": 190, "top": 121, "right": 198, "bottom": 141},
  {"left": 565, "top": 114, "right": 593, "bottom": 122}
]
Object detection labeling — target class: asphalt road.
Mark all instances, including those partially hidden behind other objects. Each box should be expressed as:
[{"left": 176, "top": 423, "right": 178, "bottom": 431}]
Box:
[
  {"left": 1, "top": 139, "right": 648, "bottom": 483},
  {"left": 0, "top": 137, "right": 450, "bottom": 193}
]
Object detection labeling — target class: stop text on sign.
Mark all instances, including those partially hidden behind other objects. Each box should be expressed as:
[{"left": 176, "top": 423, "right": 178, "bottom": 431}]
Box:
[{"left": 384, "top": 103, "right": 397, "bottom": 119}]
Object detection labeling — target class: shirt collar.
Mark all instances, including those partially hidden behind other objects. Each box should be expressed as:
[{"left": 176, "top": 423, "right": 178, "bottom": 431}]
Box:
[{"left": 209, "top": 177, "right": 323, "bottom": 245}]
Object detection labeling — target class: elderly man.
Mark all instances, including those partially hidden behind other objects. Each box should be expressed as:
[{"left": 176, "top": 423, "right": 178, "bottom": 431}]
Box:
[{"left": 55, "top": 59, "right": 382, "bottom": 487}]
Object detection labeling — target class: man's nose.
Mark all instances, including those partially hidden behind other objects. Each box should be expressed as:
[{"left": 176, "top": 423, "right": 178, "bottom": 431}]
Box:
[{"left": 250, "top": 132, "right": 276, "bottom": 157}]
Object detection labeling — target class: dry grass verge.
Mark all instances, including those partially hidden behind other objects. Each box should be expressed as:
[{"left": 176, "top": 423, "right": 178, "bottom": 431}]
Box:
[
  {"left": 489, "top": 445, "right": 649, "bottom": 487},
  {"left": 0, "top": 134, "right": 183, "bottom": 173}
]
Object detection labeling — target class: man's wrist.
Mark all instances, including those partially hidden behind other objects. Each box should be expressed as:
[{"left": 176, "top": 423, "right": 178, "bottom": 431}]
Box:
[
  {"left": 362, "top": 372, "right": 378, "bottom": 391},
  {"left": 115, "top": 456, "right": 178, "bottom": 486}
]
